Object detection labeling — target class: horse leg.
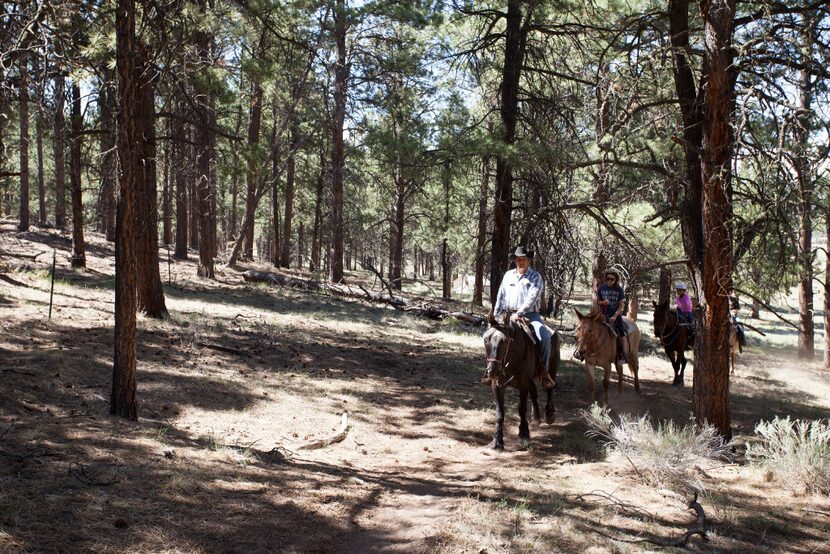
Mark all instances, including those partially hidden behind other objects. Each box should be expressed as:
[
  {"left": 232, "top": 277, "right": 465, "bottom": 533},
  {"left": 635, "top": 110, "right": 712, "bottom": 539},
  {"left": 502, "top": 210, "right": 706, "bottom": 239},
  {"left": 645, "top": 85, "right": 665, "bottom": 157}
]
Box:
[
  {"left": 678, "top": 352, "right": 686, "bottom": 385},
  {"left": 602, "top": 364, "right": 611, "bottom": 406},
  {"left": 668, "top": 349, "right": 681, "bottom": 386},
  {"left": 629, "top": 355, "right": 640, "bottom": 394},
  {"left": 529, "top": 380, "right": 541, "bottom": 424},
  {"left": 518, "top": 387, "right": 530, "bottom": 444},
  {"left": 488, "top": 382, "right": 505, "bottom": 450},
  {"left": 614, "top": 360, "right": 623, "bottom": 396},
  {"left": 583, "top": 364, "right": 596, "bottom": 404},
  {"left": 544, "top": 387, "right": 556, "bottom": 425}
]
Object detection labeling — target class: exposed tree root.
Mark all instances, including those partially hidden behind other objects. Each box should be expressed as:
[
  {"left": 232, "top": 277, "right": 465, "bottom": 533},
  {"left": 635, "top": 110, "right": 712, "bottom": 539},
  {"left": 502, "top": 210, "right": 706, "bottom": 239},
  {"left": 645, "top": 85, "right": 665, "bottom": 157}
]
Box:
[{"left": 295, "top": 412, "right": 349, "bottom": 450}]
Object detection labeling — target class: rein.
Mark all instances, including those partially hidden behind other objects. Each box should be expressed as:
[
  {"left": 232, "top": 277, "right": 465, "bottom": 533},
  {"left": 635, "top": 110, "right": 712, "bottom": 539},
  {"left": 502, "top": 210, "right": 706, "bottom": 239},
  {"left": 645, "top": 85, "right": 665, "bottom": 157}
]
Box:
[{"left": 658, "top": 311, "right": 684, "bottom": 349}]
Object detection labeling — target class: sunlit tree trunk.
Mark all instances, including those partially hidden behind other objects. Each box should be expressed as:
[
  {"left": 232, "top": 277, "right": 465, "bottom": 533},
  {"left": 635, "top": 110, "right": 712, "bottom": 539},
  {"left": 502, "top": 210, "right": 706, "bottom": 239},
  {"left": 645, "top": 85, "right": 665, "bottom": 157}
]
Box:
[
  {"left": 691, "top": 0, "right": 737, "bottom": 439},
  {"left": 98, "top": 73, "right": 116, "bottom": 241},
  {"left": 173, "top": 112, "right": 188, "bottom": 259}
]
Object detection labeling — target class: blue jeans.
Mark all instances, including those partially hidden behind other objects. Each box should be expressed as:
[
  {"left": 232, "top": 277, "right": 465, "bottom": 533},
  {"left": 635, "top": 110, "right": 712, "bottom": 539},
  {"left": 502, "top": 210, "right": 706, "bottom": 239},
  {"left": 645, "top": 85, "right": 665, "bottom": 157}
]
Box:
[{"left": 524, "top": 312, "right": 551, "bottom": 371}]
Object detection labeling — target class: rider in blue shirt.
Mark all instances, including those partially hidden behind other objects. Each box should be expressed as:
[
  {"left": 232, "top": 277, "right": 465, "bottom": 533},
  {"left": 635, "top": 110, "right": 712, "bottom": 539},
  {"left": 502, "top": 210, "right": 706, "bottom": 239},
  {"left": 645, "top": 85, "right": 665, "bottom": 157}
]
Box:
[{"left": 492, "top": 245, "right": 555, "bottom": 389}]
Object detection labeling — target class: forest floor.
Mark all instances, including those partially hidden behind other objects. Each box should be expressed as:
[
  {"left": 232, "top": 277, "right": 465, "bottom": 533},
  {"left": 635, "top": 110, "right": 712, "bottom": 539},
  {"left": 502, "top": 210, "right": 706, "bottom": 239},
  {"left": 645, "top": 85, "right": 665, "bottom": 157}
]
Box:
[{"left": 1, "top": 222, "right": 830, "bottom": 553}]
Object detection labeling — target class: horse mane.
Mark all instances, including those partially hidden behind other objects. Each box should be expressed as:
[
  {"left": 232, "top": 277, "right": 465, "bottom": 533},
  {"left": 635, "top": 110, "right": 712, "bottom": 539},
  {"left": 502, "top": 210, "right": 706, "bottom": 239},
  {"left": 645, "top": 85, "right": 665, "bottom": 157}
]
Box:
[{"left": 586, "top": 307, "right": 605, "bottom": 321}]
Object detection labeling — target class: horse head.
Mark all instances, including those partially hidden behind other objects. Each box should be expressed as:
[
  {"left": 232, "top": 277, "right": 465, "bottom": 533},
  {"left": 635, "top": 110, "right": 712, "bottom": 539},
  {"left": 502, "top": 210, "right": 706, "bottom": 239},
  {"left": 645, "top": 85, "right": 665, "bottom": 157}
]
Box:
[
  {"left": 652, "top": 300, "right": 671, "bottom": 338},
  {"left": 484, "top": 312, "right": 513, "bottom": 381},
  {"left": 574, "top": 308, "right": 603, "bottom": 360}
]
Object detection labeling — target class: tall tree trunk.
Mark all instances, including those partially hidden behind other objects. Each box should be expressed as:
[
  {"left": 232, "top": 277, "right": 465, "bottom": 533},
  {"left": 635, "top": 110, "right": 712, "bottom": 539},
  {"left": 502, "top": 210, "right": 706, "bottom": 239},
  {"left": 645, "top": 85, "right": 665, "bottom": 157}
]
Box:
[
  {"left": 173, "top": 113, "right": 188, "bottom": 259},
  {"left": 329, "top": 0, "right": 348, "bottom": 283},
  {"left": 310, "top": 144, "right": 325, "bottom": 272},
  {"left": 18, "top": 54, "right": 29, "bottom": 231},
  {"left": 490, "top": 0, "right": 525, "bottom": 304},
  {"left": 390, "top": 172, "right": 405, "bottom": 290},
  {"left": 135, "top": 54, "right": 167, "bottom": 316},
  {"left": 36, "top": 96, "right": 46, "bottom": 225},
  {"left": 691, "top": 0, "right": 737, "bottom": 440},
  {"left": 69, "top": 80, "right": 86, "bottom": 268},
  {"left": 194, "top": 9, "right": 215, "bottom": 279},
  {"left": 244, "top": 81, "right": 263, "bottom": 260},
  {"left": 162, "top": 119, "right": 172, "bottom": 245},
  {"left": 658, "top": 267, "right": 672, "bottom": 305},
  {"left": 53, "top": 75, "right": 67, "bottom": 228},
  {"left": 795, "top": 15, "right": 816, "bottom": 360},
  {"left": 112, "top": 0, "right": 139, "bottom": 421},
  {"left": 825, "top": 196, "right": 830, "bottom": 368},
  {"left": 99, "top": 73, "right": 116, "bottom": 241},
  {"left": 271, "top": 148, "right": 281, "bottom": 266},
  {"left": 280, "top": 124, "right": 299, "bottom": 267},
  {"left": 669, "top": 0, "right": 705, "bottom": 296},
  {"left": 474, "top": 146, "right": 491, "bottom": 305},
  {"left": 297, "top": 223, "right": 304, "bottom": 269},
  {"left": 442, "top": 159, "right": 452, "bottom": 300}
]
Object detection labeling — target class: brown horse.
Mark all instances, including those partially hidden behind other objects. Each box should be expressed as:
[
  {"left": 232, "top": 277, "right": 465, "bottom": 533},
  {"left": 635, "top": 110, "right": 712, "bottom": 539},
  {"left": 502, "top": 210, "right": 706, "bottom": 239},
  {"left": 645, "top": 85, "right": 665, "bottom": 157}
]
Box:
[
  {"left": 483, "top": 313, "right": 558, "bottom": 450},
  {"left": 574, "top": 308, "right": 640, "bottom": 405},
  {"left": 652, "top": 300, "right": 693, "bottom": 386}
]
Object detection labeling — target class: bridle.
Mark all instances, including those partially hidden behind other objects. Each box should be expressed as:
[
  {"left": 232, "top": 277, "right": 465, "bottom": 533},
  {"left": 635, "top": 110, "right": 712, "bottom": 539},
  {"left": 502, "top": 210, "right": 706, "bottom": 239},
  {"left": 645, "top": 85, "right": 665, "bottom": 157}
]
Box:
[
  {"left": 576, "top": 317, "right": 606, "bottom": 357},
  {"left": 485, "top": 326, "right": 516, "bottom": 386}
]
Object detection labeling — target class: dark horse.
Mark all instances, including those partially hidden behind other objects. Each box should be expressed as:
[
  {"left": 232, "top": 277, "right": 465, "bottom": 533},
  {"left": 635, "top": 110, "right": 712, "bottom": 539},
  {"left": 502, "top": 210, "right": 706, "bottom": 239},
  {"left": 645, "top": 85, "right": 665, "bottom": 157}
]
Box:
[
  {"left": 652, "top": 300, "right": 692, "bottom": 386},
  {"left": 482, "top": 313, "right": 558, "bottom": 450}
]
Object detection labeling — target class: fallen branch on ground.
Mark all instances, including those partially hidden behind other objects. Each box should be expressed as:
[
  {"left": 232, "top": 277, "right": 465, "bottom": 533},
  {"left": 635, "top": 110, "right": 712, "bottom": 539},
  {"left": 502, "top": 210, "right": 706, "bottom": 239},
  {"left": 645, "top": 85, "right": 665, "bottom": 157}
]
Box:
[
  {"left": 196, "top": 341, "right": 250, "bottom": 357},
  {"left": 295, "top": 412, "right": 349, "bottom": 450}
]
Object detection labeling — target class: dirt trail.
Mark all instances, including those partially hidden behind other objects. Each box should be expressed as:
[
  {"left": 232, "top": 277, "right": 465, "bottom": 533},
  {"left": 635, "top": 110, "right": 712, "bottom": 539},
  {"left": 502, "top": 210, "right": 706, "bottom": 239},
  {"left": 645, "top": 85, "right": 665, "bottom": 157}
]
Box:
[{"left": 2, "top": 224, "right": 830, "bottom": 553}]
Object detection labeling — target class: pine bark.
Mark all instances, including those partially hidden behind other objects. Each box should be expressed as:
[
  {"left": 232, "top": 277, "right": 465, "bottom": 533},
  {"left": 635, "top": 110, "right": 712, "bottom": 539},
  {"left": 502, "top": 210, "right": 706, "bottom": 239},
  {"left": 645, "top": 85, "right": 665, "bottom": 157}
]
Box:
[
  {"left": 194, "top": 13, "right": 215, "bottom": 279},
  {"left": 490, "top": 0, "right": 525, "bottom": 304},
  {"left": 112, "top": 0, "right": 139, "bottom": 421},
  {"left": 36, "top": 92, "right": 46, "bottom": 225},
  {"left": 691, "top": 0, "right": 737, "bottom": 439},
  {"left": 310, "top": 144, "right": 325, "bottom": 272},
  {"left": 135, "top": 55, "right": 167, "bottom": 316},
  {"left": 442, "top": 159, "right": 452, "bottom": 300},
  {"left": 98, "top": 73, "right": 116, "bottom": 241},
  {"left": 244, "top": 81, "right": 263, "bottom": 260},
  {"left": 280, "top": 124, "right": 299, "bottom": 267},
  {"left": 162, "top": 120, "right": 172, "bottom": 245},
  {"left": 69, "top": 81, "right": 86, "bottom": 268},
  {"left": 53, "top": 75, "right": 67, "bottom": 228},
  {"left": 474, "top": 149, "right": 491, "bottom": 305},
  {"left": 173, "top": 112, "right": 188, "bottom": 259},
  {"left": 795, "top": 17, "right": 815, "bottom": 359},
  {"left": 18, "top": 53, "right": 29, "bottom": 231},
  {"left": 330, "top": 0, "right": 347, "bottom": 283}
]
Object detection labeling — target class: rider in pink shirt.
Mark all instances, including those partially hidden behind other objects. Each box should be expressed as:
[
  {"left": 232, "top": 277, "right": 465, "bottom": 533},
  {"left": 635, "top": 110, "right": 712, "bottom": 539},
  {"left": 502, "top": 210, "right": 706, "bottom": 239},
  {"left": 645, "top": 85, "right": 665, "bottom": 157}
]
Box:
[{"left": 675, "top": 282, "right": 694, "bottom": 324}]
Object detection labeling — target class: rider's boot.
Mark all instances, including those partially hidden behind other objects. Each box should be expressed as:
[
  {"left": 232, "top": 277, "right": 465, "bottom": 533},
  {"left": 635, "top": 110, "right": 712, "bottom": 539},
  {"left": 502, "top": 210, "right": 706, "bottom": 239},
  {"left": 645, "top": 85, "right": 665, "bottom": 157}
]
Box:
[{"left": 537, "top": 356, "right": 555, "bottom": 390}]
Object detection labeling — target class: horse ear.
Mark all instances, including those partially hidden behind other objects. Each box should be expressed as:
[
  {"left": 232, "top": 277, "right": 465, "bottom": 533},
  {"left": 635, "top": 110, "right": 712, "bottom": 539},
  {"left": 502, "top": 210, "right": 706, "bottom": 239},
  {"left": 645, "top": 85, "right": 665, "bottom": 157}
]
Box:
[
  {"left": 652, "top": 300, "right": 658, "bottom": 309},
  {"left": 574, "top": 308, "right": 585, "bottom": 320}
]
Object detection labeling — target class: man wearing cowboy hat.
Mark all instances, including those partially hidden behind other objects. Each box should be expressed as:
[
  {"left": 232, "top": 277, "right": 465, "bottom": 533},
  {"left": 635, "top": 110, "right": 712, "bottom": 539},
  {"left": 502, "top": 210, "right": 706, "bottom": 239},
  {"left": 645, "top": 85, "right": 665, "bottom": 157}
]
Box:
[{"left": 492, "top": 245, "right": 555, "bottom": 389}]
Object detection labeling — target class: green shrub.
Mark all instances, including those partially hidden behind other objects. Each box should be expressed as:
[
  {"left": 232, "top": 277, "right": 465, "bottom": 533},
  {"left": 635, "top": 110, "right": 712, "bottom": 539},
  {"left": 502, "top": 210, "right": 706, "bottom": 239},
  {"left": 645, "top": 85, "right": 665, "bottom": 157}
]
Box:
[
  {"left": 582, "top": 404, "right": 732, "bottom": 494},
  {"left": 746, "top": 417, "right": 830, "bottom": 495}
]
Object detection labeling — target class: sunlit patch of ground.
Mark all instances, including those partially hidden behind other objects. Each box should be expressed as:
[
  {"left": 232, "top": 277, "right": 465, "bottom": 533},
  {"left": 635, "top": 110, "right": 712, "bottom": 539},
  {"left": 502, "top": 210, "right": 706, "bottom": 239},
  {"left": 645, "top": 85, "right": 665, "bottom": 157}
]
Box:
[{"left": 1, "top": 222, "right": 829, "bottom": 553}]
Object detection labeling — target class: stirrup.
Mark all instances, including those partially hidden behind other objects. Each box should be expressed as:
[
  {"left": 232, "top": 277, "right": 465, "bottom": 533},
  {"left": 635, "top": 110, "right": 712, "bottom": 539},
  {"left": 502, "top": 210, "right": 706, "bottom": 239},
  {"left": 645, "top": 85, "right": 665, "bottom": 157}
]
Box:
[{"left": 540, "top": 374, "right": 555, "bottom": 390}]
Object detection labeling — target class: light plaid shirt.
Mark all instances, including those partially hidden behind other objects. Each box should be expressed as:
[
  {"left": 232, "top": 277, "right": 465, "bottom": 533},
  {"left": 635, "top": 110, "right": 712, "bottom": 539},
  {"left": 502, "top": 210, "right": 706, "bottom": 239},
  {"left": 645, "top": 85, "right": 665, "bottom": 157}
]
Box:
[{"left": 494, "top": 268, "right": 544, "bottom": 317}]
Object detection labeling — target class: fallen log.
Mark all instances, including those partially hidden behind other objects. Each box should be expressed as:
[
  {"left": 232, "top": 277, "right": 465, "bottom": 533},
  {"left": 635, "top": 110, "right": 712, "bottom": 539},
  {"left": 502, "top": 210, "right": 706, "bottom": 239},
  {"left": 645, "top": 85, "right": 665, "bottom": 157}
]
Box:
[{"left": 241, "top": 269, "right": 484, "bottom": 325}]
